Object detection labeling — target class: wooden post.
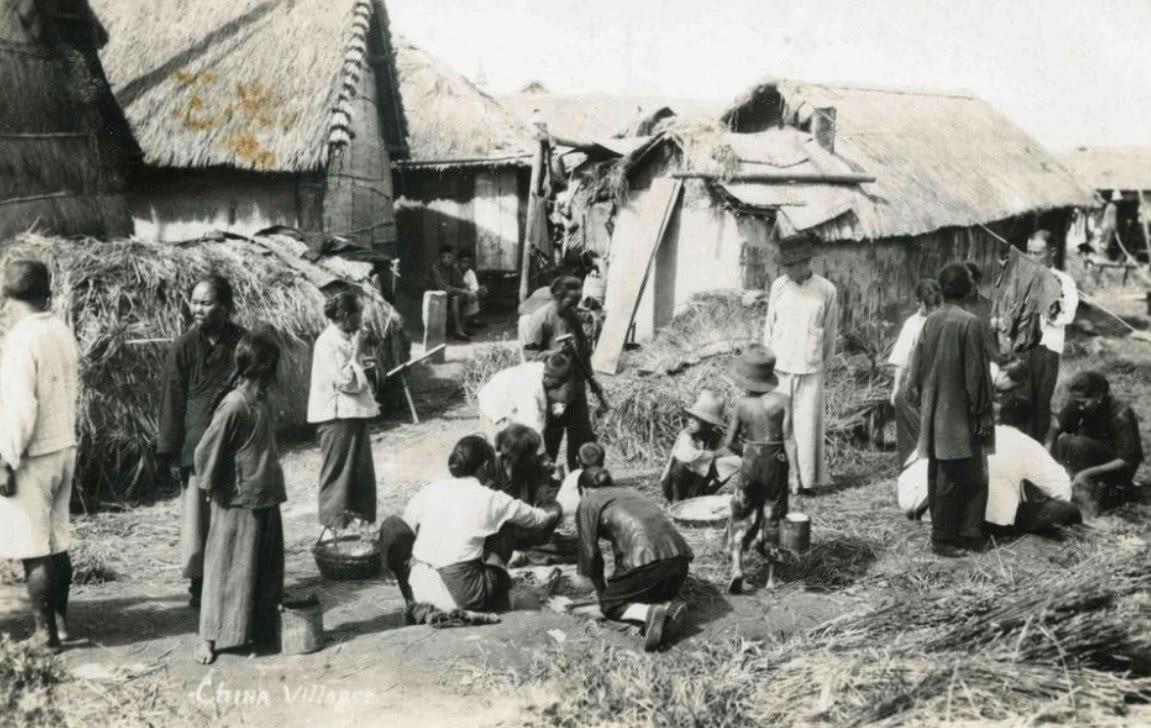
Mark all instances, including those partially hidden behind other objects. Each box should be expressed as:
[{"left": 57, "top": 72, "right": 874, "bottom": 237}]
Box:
[
  {"left": 519, "top": 138, "right": 548, "bottom": 303},
  {"left": 399, "top": 371, "right": 419, "bottom": 424},
  {"left": 421, "top": 291, "right": 447, "bottom": 364}
]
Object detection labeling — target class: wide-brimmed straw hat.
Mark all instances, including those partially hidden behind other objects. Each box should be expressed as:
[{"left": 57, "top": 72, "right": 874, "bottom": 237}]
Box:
[
  {"left": 778, "top": 234, "right": 815, "bottom": 266},
  {"left": 684, "top": 390, "right": 726, "bottom": 428},
  {"left": 729, "top": 346, "right": 779, "bottom": 393}
]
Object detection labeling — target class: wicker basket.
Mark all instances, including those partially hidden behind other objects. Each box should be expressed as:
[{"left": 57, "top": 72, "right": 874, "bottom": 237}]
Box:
[
  {"left": 312, "top": 527, "right": 382, "bottom": 581},
  {"left": 280, "top": 595, "right": 324, "bottom": 655}
]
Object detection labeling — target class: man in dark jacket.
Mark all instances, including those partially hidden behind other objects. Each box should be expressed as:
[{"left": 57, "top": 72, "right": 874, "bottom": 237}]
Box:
[
  {"left": 157, "top": 276, "right": 245, "bottom": 606},
  {"left": 906, "top": 263, "right": 996, "bottom": 557},
  {"left": 576, "top": 467, "right": 691, "bottom": 651}
]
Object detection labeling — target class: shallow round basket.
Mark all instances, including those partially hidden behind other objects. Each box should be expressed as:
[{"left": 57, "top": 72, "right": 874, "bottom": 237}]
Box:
[
  {"left": 312, "top": 532, "right": 382, "bottom": 581},
  {"left": 669, "top": 495, "right": 730, "bottom": 528}
]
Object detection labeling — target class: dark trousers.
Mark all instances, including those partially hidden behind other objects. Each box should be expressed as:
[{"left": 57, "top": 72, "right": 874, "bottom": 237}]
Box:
[
  {"left": 893, "top": 389, "right": 920, "bottom": 468},
  {"left": 599, "top": 556, "right": 690, "bottom": 620},
  {"left": 1053, "top": 434, "right": 1131, "bottom": 485},
  {"left": 1024, "top": 347, "right": 1060, "bottom": 441},
  {"left": 662, "top": 461, "right": 720, "bottom": 503},
  {"left": 1013, "top": 480, "right": 1082, "bottom": 533},
  {"left": 927, "top": 454, "right": 988, "bottom": 546},
  {"left": 544, "top": 387, "right": 596, "bottom": 471}
]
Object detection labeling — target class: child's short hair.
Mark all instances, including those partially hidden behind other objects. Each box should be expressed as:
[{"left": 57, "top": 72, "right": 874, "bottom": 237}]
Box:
[
  {"left": 449, "top": 435, "right": 495, "bottom": 478},
  {"left": 234, "top": 330, "right": 280, "bottom": 384},
  {"left": 998, "top": 396, "right": 1031, "bottom": 430},
  {"left": 577, "top": 442, "right": 605, "bottom": 468},
  {"left": 578, "top": 466, "right": 613, "bottom": 491}
]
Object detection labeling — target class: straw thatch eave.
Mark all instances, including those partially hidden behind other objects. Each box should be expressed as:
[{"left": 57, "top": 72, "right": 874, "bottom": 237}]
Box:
[
  {"left": 394, "top": 36, "right": 534, "bottom": 164},
  {"left": 498, "top": 92, "right": 725, "bottom": 142},
  {"left": 718, "top": 79, "right": 1096, "bottom": 241},
  {"left": 92, "top": 0, "right": 408, "bottom": 173},
  {"left": 1058, "top": 146, "right": 1151, "bottom": 194}
]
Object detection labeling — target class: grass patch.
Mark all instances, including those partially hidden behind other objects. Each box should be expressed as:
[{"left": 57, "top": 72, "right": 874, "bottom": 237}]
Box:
[{"left": 0, "top": 634, "right": 67, "bottom": 728}]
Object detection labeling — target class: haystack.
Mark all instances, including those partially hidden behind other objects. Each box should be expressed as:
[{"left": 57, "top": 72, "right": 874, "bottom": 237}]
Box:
[
  {"left": 0, "top": 0, "right": 140, "bottom": 240},
  {"left": 0, "top": 233, "right": 408, "bottom": 502}
]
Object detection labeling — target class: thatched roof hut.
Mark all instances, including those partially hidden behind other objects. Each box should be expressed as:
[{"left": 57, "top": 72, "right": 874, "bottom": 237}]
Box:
[
  {"left": 719, "top": 80, "right": 1095, "bottom": 242},
  {"left": 92, "top": 0, "right": 408, "bottom": 247},
  {"left": 574, "top": 79, "right": 1095, "bottom": 340},
  {"left": 390, "top": 37, "right": 535, "bottom": 314},
  {"left": 1058, "top": 146, "right": 1151, "bottom": 196},
  {"left": 0, "top": 0, "right": 140, "bottom": 240},
  {"left": 498, "top": 92, "right": 723, "bottom": 141}
]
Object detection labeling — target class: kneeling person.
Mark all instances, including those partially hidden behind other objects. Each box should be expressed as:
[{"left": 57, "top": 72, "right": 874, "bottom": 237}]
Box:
[
  {"left": 724, "top": 346, "right": 794, "bottom": 594},
  {"left": 381, "top": 436, "right": 561, "bottom": 614},
  {"left": 576, "top": 467, "right": 692, "bottom": 652}
]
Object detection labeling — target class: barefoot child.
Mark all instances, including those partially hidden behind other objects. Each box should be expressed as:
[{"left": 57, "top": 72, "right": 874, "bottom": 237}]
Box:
[
  {"left": 194, "top": 331, "right": 287, "bottom": 664},
  {"left": 661, "top": 390, "right": 729, "bottom": 503},
  {"left": 723, "top": 346, "right": 794, "bottom": 594}
]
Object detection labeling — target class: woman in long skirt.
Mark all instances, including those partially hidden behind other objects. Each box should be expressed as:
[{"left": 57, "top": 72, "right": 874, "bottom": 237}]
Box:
[
  {"left": 307, "top": 290, "right": 380, "bottom": 530},
  {"left": 195, "top": 331, "right": 287, "bottom": 665}
]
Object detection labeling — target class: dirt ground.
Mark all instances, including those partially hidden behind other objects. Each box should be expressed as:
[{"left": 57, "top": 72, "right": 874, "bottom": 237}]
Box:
[{"left": 3, "top": 313, "right": 1150, "bottom": 727}]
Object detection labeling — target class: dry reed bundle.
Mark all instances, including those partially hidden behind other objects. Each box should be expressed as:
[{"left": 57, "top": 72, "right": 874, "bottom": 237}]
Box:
[{"left": 0, "top": 234, "right": 406, "bottom": 502}]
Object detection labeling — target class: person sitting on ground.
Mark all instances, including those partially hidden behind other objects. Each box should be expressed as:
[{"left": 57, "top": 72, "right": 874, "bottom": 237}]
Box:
[
  {"left": 426, "top": 245, "right": 477, "bottom": 341},
  {"left": 576, "top": 466, "right": 691, "bottom": 652},
  {"left": 557, "top": 442, "right": 606, "bottom": 530},
  {"left": 898, "top": 396, "right": 1080, "bottom": 536},
  {"left": 722, "top": 346, "right": 795, "bottom": 594},
  {"left": 1049, "top": 370, "right": 1143, "bottom": 512},
  {"left": 661, "top": 390, "right": 740, "bottom": 503},
  {"left": 888, "top": 279, "right": 943, "bottom": 468},
  {"left": 379, "top": 436, "right": 561, "bottom": 614},
  {"left": 194, "top": 331, "right": 287, "bottom": 665},
  {"left": 458, "top": 252, "right": 487, "bottom": 331},
  {"left": 476, "top": 350, "right": 577, "bottom": 444}
]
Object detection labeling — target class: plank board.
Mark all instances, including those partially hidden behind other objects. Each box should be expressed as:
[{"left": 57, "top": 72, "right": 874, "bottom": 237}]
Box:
[{"left": 592, "top": 179, "right": 683, "bottom": 375}]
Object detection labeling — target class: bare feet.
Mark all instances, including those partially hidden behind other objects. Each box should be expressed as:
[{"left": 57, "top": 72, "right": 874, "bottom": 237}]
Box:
[
  {"left": 727, "top": 574, "right": 744, "bottom": 595},
  {"left": 55, "top": 613, "right": 71, "bottom": 643},
  {"left": 21, "top": 630, "right": 61, "bottom": 654},
  {"left": 195, "top": 640, "right": 216, "bottom": 665}
]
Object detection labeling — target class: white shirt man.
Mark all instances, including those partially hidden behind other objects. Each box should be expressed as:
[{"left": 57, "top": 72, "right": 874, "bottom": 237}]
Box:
[
  {"left": 898, "top": 425, "right": 1073, "bottom": 529},
  {"left": 476, "top": 361, "right": 549, "bottom": 438},
  {"left": 762, "top": 234, "right": 838, "bottom": 492},
  {"left": 1023, "top": 230, "right": 1080, "bottom": 441}
]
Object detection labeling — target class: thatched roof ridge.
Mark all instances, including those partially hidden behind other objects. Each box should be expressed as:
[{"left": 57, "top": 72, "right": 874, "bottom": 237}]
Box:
[
  {"left": 498, "top": 92, "right": 724, "bottom": 142},
  {"left": 1058, "top": 146, "right": 1151, "bottom": 194},
  {"left": 1, "top": 0, "right": 138, "bottom": 239},
  {"left": 393, "top": 36, "right": 533, "bottom": 167},
  {"left": 719, "top": 79, "right": 1095, "bottom": 241},
  {"left": 93, "top": 0, "right": 408, "bottom": 172}
]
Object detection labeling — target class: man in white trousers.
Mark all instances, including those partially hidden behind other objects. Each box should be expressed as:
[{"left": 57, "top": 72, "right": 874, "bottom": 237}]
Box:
[{"left": 762, "top": 234, "right": 838, "bottom": 493}]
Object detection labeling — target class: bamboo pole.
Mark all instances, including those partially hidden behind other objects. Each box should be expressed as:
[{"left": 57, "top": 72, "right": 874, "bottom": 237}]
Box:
[
  {"left": 668, "top": 171, "right": 876, "bottom": 184},
  {"left": 519, "top": 138, "right": 548, "bottom": 303}
]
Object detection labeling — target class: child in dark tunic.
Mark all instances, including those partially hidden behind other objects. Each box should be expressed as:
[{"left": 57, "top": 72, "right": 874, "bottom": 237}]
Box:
[
  {"left": 194, "top": 331, "right": 286, "bottom": 665},
  {"left": 722, "top": 346, "right": 795, "bottom": 595}
]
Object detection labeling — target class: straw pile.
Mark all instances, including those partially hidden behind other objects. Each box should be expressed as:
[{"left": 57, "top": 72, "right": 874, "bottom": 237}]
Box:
[
  {"left": 595, "top": 290, "right": 893, "bottom": 470},
  {"left": 0, "top": 234, "right": 407, "bottom": 502}
]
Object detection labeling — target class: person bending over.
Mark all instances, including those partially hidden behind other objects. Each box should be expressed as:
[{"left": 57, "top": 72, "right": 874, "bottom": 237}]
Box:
[
  {"left": 576, "top": 467, "right": 691, "bottom": 652},
  {"left": 379, "top": 436, "right": 561, "bottom": 614}
]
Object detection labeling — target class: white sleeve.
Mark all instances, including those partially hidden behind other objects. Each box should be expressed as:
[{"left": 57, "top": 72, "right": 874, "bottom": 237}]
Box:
[
  {"left": 1051, "top": 271, "right": 1079, "bottom": 327},
  {"left": 888, "top": 318, "right": 917, "bottom": 367},
  {"left": 491, "top": 489, "right": 552, "bottom": 530},
  {"left": 402, "top": 488, "right": 425, "bottom": 532},
  {"left": 1023, "top": 440, "right": 1073, "bottom": 501},
  {"left": 0, "top": 328, "right": 39, "bottom": 469}
]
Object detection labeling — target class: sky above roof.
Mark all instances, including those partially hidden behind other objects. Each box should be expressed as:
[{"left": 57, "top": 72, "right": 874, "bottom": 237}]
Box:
[{"left": 387, "top": 0, "right": 1151, "bottom": 152}]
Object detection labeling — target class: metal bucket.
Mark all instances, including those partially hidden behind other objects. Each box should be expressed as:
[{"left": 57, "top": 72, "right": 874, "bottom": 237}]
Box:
[
  {"left": 780, "top": 513, "right": 811, "bottom": 554},
  {"left": 280, "top": 595, "right": 324, "bottom": 655}
]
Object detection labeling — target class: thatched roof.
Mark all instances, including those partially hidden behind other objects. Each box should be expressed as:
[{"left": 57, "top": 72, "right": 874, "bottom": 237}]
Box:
[
  {"left": 393, "top": 36, "right": 533, "bottom": 168},
  {"left": 1058, "top": 146, "right": 1151, "bottom": 194},
  {"left": 92, "top": 0, "right": 408, "bottom": 172},
  {"left": 718, "top": 80, "right": 1095, "bottom": 241},
  {"left": 1, "top": 0, "right": 139, "bottom": 240},
  {"left": 498, "top": 92, "right": 723, "bottom": 142}
]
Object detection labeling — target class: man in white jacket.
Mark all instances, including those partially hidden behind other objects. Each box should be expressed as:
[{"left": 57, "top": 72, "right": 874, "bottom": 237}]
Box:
[{"left": 476, "top": 350, "right": 577, "bottom": 442}]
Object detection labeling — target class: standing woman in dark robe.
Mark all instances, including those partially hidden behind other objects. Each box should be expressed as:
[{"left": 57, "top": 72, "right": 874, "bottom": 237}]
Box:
[
  {"left": 307, "top": 289, "right": 379, "bottom": 530},
  {"left": 157, "top": 275, "right": 246, "bottom": 607}
]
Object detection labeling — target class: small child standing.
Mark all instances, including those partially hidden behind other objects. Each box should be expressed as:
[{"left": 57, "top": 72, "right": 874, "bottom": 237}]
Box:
[
  {"left": 557, "top": 442, "right": 605, "bottom": 530},
  {"left": 458, "top": 252, "right": 486, "bottom": 330},
  {"left": 661, "top": 391, "right": 729, "bottom": 503},
  {"left": 723, "top": 346, "right": 794, "bottom": 594},
  {"left": 194, "top": 331, "right": 287, "bottom": 665}
]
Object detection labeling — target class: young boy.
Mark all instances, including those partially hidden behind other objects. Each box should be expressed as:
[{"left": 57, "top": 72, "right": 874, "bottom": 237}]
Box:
[
  {"left": 661, "top": 390, "right": 728, "bottom": 503},
  {"left": 557, "top": 442, "right": 606, "bottom": 530},
  {"left": 723, "top": 346, "right": 794, "bottom": 594},
  {"left": 194, "top": 331, "right": 287, "bottom": 665}
]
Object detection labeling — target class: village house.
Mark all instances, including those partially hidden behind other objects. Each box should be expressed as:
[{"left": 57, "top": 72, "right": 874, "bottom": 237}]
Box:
[
  {"left": 0, "top": 0, "right": 140, "bottom": 240},
  {"left": 390, "top": 36, "right": 535, "bottom": 313},
  {"left": 573, "top": 79, "right": 1095, "bottom": 340},
  {"left": 1059, "top": 146, "right": 1151, "bottom": 260},
  {"left": 91, "top": 0, "right": 408, "bottom": 250}
]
